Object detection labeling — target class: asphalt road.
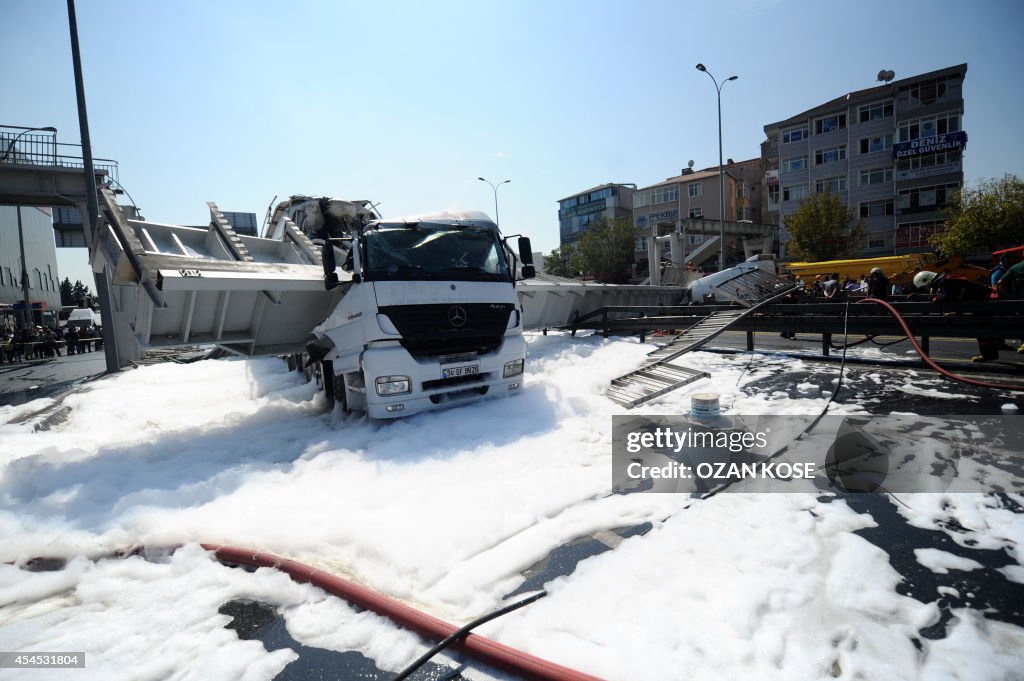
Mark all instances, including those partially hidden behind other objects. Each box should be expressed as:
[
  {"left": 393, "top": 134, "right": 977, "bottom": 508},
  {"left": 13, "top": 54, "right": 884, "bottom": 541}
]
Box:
[{"left": 0, "top": 350, "right": 107, "bottom": 408}]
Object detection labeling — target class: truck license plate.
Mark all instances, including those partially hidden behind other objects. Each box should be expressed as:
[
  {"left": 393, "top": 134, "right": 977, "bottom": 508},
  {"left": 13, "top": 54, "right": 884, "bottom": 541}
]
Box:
[{"left": 442, "top": 364, "right": 479, "bottom": 379}]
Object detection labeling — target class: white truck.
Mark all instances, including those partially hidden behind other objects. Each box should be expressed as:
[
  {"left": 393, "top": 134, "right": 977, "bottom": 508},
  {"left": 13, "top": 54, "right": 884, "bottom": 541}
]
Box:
[{"left": 306, "top": 209, "right": 536, "bottom": 418}]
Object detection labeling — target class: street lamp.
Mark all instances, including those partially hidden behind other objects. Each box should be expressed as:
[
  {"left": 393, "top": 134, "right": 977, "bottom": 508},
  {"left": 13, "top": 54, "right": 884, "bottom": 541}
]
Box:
[
  {"left": 0, "top": 126, "right": 57, "bottom": 163},
  {"left": 695, "top": 63, "right": 737, "bottom": 272},
  {"left": 478, "top": 177, "right": 510, "bottom": 227}
]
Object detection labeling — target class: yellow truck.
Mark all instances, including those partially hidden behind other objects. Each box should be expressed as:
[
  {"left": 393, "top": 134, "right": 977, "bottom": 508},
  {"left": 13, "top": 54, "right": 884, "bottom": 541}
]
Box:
[{"left": 782, "top": 253, "right": 989, "bottom": 286}]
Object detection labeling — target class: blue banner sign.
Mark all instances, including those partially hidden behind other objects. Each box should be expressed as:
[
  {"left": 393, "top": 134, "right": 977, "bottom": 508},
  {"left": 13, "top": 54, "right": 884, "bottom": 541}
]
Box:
[{"left": 892, "top": 131, "right": 967, "bottom": 159}]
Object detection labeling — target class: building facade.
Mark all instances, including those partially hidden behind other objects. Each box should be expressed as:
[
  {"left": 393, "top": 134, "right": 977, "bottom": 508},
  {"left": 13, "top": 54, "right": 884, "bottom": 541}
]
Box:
[
  {"left": 557, "top": 183, "right": 635, "bottom": 249},
  {"left": 0, "top": 206, "right": 63, "bottom": 327},
  {"left": 631, "top": 159, "right": 769, "bottom": 269},
  {"left": 763, "top": 64, "right": 967, "bottom": 259}
]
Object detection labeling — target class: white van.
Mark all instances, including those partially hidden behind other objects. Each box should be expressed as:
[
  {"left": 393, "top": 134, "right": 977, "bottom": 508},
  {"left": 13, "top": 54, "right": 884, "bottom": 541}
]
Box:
[{"left": 66, "top": 308, "right": 101, "bottom": 329}]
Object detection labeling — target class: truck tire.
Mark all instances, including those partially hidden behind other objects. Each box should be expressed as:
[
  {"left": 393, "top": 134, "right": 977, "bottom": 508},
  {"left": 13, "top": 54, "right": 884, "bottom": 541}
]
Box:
[
  {"left": 334, "top": 372, "right": 349, "bottom": 413},
  {"left": 322, "top": 360, "right": 335, "bottom": 405},
  {"left": 319, "top": 360, "right": 349, "bottom": 412}
]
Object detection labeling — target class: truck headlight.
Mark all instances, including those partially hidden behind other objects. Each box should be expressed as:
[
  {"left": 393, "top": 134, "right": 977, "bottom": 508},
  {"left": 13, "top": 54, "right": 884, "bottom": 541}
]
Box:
[
  {"left": 503, "top": 359, "right": 524, "bottom": 378},
  {"left": 375, "top": 375, "right": 411, "bottom": 396}
]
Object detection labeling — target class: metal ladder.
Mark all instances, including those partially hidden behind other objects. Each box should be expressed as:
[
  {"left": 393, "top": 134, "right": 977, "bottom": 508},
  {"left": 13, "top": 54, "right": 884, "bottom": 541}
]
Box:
[
  {"left": 607, "top": 362, "right": 710, "bottom": 409},
  {"left": 607, "top": 283, "right": 797, "bottom": 408}
]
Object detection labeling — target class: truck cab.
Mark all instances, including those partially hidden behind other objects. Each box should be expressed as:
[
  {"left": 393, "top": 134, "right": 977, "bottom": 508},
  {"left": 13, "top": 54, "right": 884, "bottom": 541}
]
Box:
[{"left": 313, "top": 211, "right": 534, "bottom": 418}]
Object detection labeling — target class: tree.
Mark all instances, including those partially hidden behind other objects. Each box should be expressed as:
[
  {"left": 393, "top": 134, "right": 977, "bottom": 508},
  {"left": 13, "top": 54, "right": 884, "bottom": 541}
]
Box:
[
  {"left": 71, "top": 280, "right": 93, "bottom": 304},
  {"left": 59, "top": 277, "right": 74, "bottom": 306},
  {"left": 543, "top": 245, "right": 576, "bottom": 278},
  {"left": 783, "top": 189, "right": 866, "bottom": 262},
  {"left": 929, "top": 174, "right": 1024, "bottom": 256},
  {"left": 571, "top": 216, "right": 638, "bottom": 283}
]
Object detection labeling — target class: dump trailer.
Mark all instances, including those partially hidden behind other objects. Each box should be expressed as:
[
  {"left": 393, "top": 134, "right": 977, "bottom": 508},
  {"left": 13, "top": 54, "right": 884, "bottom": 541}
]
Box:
[{"left": 782, "top": 253, "right": 988, "bottom": 286}]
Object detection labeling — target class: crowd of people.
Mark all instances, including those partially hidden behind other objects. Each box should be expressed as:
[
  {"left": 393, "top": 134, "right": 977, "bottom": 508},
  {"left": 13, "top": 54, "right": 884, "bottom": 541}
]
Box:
[
  {"left": 0, "top": 324, "right": 103, "bottom": 364},
  {"left": 777, "top": 254, "right": 1024, "bottom": 361}
]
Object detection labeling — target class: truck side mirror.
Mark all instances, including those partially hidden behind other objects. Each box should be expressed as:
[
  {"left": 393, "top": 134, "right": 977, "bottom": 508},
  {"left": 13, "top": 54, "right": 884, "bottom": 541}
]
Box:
[
  {"left": 321, "top": 242, "right": 339, "bottom": 290},
  {"left": 517, "top": 237, "right": 535, "bottom": 279},
  {"left": 520, "top": 237, "right": 536, "bottom": 280},
  {"left": 517, "top": 237, "right": 533, "bottom": 264}
]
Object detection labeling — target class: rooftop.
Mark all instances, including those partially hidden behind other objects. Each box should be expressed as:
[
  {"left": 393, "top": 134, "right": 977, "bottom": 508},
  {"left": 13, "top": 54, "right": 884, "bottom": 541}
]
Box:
[{"left": 764, "top": 63, "right": 967, "bottom": 132}]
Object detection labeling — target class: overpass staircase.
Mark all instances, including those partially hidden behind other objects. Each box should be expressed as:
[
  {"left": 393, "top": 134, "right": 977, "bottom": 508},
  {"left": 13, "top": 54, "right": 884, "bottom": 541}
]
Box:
[{"left": 607, "top": 280, "right": 797, "bottom": 408}]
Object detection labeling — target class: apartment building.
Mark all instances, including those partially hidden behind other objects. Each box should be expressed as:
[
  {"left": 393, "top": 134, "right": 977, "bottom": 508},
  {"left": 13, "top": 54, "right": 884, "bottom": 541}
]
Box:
[
  {"left": 557, "top": 183, "right": 635, "bottom": 249},
  {"left": 762, "top": 64, "right": 967, "bottom": 259}
]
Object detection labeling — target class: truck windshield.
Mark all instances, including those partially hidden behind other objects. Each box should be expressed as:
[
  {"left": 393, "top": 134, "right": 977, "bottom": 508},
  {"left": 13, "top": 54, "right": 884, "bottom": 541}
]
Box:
[{"left": 362, "top": 224, "right": 512, "bottom": 282}]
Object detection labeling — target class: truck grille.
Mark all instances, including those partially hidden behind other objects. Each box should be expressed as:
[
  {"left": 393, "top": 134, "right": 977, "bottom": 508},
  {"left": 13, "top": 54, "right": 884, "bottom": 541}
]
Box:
[{"left": 379, "top": 303, "right": 513, "bottom": 358}]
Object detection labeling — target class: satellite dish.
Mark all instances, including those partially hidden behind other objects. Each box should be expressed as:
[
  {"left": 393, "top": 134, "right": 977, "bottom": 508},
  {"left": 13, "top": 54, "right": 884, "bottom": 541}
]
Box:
[
  {"left": 877, "top": 69, "right": 895, "bottom": 83},
  {"left": 687, "top": 160, "right": 694, "bottom": 168}
]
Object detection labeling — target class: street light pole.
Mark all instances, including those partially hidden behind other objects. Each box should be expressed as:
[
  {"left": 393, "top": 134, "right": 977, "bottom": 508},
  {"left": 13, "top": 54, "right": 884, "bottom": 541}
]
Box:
[
  {"left": 478, "top": 177, "right": 510, "bottom": 227},
  {"left": 696, "top": 63, "right": 737, "bottom": 272}
]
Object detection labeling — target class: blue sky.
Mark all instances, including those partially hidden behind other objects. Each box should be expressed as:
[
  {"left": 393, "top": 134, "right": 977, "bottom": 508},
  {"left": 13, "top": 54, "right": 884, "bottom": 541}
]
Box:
[{"left": 3, "top": 0, "right": 1023, "bottom": 286}]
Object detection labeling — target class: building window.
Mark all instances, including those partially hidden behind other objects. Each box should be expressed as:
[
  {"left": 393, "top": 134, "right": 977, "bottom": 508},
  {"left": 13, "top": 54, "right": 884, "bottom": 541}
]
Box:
[
  {"left": 859, "top": 199, "right": 895, "bottom": 218},
  {"left": 736, "top": 183, "right": 745, "bottom": 198},
  {"left": 814, "top": 114, "right": 846, "bottom": 135},
  {"left": 782, "top": 155, "right": 807, "bottom": 172},
  {"left": 689, "top": 206, "right": 703, "bottom": 218},
  {"left": 858, "top": 101, "right": 894, "bottom": 123},
  {"left": 866, "top": 234, "right": 890, "bottom": 249},
  {"left": 895, "top": 220, "right": 943, "bottom": 248},
  {"left": 898, "top": 112, "right": 960, "bottom": 142},
  {"left": 562, "top": 197, "right": 578, "bottom": 209},
  {"left": 782, "top": 126, "right": 808, "bottom": 143},
  {"left": 688, "top": 234, "right": 704, "bottom": 245},
  {"left": 896, "top": 183, "right": 959, "bottom": 212},
  {"left": 815, "top": 176, "right": 847, "bottom": 193},
  {"left": 767, "top": 185, "right": 780, "bottom": 205},
  {"left": 896, "top": 149, "right": 962, "bottom": 175},
  {"left": 814, "top": 145, "right": 847, "bottom": 165},
  {"left": 688, "top": 183, "right": 702, "bottom": 198},
  {"left": 901, "top": 76, "right": 957, "bottom": 107},
  {"left": 859, "top": 133, "right": 893, "bottom": 154},
  {"left": 635, "top": 238, "right": 647, "bottom": 252},
  {"left": 633, "top": 190, "right": 653, "bottom": 208},
  {"left": 591, "top": 188, "right": 611, "bottom": 201},
  {"left": 654, "top": 186, "right": 678, "bottom": 204},
  {"left": 782, "top": 183, "right": 808, "bottom": 202},
  {"left": 859, "top": 167, "right": 893, "bottom": 186}
]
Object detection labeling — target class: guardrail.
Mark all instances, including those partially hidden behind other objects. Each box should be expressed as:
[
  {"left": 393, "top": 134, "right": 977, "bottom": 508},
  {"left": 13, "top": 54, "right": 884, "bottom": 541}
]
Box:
[{"left": 0, "top": 125, "right": 118, "bottom": 182}]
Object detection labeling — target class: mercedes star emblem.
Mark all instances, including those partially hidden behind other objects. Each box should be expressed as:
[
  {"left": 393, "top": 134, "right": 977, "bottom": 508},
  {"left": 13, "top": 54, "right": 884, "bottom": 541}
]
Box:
[{"left": 447, "top": 305, "right": 467, "bottom": 327}]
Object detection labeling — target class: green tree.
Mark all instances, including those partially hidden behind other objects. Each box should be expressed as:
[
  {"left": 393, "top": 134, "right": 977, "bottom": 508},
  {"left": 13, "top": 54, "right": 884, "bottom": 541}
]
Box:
[
  {"left": 71, "top": 280, "right": 93, "bottom": 303},
  {"left": 783, "top": 188, "right": 866, "bottom": 262},
  {"left": 929, "top": 174, "right": 1024, "bottom": 256},
  {"left": 543, "top": 245, "right": 576, "bottom": 278},
  {"left": 59, "top": 277, "right": 74, "bottom": 306},
  {"left": 571, "top": 216, "right": 638, "bottom": 283}
]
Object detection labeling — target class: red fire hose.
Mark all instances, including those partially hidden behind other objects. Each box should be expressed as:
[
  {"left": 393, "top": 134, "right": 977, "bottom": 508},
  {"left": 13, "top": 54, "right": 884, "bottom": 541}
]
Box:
[
  {"left": 858, "top": 298, "right": 1024, "bottom": 392},
  {"left": 201, "top": 544, "right": 605, "bottom": 681}
]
